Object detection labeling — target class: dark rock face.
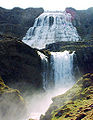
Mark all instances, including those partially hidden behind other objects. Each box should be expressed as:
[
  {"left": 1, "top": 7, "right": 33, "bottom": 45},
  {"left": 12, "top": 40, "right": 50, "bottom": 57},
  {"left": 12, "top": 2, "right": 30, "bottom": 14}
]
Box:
[
  {"left": 0, "top": 38, "right": 43, "bottom": 93},
  {"left": 66, "top": 7, "right": 93, "bottom": 40},
  {"left": 0, "top": 7, "right": 44, "bottom": 38}
]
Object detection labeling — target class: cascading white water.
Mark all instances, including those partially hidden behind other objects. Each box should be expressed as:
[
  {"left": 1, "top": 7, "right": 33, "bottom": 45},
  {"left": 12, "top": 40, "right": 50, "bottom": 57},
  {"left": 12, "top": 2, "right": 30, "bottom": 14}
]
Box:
[
  {"left": 23, "top": 11, "right": 79, "bottom": 120},
  {"left": 22, "top": 11, "right": 80, "bottom": 49},
  {"left": 41, "top": 50, "right": 75, "bottom": 90},
  {"left": 51, "top": 50, "right": 75, "bottom": 89},
  {"left": 37, "top": 51, "right": 48, "bottom": 90}
]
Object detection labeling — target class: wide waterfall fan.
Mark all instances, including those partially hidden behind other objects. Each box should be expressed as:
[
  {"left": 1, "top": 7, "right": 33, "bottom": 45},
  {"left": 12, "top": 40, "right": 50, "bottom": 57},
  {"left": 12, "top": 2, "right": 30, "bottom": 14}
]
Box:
[{"left": 22, "top": 11, "right": 80, "bottom": 49}]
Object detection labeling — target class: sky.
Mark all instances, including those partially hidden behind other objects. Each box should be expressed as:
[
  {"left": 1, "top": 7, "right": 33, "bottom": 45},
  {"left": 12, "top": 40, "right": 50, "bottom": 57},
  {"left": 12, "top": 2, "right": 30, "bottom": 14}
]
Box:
[{"left": 0, "top": 0, "right": 93, "bottom": 11}]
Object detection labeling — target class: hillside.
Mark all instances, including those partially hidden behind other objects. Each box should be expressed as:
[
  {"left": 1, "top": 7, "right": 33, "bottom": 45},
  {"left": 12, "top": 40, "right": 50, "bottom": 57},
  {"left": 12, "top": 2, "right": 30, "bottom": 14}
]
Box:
[
  {"left": 40, "top": 73, "right": 93, "bottom": 120},
  {"left": 0, "top": 7, "right": 44, "bottom": 38},
  {"left": 66, "top": 7, "right": 93, "bottom": 40}
]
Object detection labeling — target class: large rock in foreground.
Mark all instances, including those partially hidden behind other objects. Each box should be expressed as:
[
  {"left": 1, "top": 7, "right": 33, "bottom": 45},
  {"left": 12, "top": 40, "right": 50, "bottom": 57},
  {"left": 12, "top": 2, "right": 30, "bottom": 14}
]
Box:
[
  {"left": 0, "top": 38, "right": 43, "bottom": 93},
  {"left": 0, "top": 76, "right": 26, "bottom": 120},
  {"left": 40, "top": 73, "right": 93, "bottom": 120}
]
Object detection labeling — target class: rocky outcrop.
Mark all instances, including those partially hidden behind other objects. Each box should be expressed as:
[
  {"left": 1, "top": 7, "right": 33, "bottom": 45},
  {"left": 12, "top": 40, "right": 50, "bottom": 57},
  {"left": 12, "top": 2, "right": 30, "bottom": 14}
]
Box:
[
  {"left": 66, "top": 7, "right": 93, "bottom": 40},
  {"left": 0, "top": 37, "right": 43, "bottom": 93},
  {"left": 0, "top": 76, "right": 26, "bottom": 120},
  {"left": 0, "top": 7, "right": 44, "bottom": 38},
  {"left": 40, "top": 73, "right": 93, "bottom": 120},
  {"left": 45, "top": 40, "right": 93, "bottom": 76}
]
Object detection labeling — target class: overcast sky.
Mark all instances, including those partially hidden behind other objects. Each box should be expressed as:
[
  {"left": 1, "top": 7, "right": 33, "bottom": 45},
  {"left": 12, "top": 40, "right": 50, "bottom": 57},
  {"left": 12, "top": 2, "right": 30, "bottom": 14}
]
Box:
[{"left": 0, "top": 0, "right": 93, "bottom": 11}]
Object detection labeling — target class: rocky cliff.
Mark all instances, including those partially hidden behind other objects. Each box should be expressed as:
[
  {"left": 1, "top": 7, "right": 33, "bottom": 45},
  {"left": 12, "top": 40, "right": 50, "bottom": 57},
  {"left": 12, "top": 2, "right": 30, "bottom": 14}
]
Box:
[
  {"left": 0, "top": 36, "right": 43, "bottom": 93},
  {"left": 0, "top": 7, "right": 44, "bottom": 38}
]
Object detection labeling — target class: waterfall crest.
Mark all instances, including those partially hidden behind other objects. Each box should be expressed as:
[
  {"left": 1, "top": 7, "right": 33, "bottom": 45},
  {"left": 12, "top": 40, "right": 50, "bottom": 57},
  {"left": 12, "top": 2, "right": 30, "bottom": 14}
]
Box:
[{"left": 22, "top": 11, "right": 80, "bottom": 49}]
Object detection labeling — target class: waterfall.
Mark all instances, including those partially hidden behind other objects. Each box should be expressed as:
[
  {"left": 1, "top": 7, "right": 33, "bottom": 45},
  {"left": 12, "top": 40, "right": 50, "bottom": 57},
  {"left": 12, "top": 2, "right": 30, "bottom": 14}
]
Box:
[
  {"left": 50, "top": 51, "right": 75, "bottom": 89},
  {"left": 22, "top": 11, "right": 80, "bottom": 49},
  {"left": 39, "top": 50, "right": 75, "bottom": 90},
  {"left": 37, "top": 51, "right": 48, "bottom": 90},
  {"left": 23, "top": 11, "right": 78, "bottom": 120}
]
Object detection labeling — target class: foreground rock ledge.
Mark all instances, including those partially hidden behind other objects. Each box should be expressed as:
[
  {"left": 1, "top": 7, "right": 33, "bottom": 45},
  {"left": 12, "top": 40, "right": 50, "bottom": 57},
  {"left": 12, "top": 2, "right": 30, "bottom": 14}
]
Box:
[
  {"left": 40, "top": 73, "right": 93, "bottom": 120},
  {"left": 0, "top": 76, "right": 26, "bottom": 120}
]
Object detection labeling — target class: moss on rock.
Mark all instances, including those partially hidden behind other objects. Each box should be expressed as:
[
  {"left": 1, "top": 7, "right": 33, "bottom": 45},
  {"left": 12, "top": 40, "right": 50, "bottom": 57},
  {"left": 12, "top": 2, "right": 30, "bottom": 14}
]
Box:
[
  {"left": 0, "top": 76, "right": 26, "bottom": 120},
  {"left": 41, "top": 73, "right": 93, "bottom": 120}
]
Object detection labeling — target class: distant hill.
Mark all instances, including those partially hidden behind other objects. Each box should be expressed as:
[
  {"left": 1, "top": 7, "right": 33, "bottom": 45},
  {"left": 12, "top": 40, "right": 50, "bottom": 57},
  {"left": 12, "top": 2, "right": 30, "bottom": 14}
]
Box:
[
  {"left": 66, "top": 7, "right": 93, "bottom": 40},
  {"left": 0, "top": 7, "right": 44, "bottom": 38}
]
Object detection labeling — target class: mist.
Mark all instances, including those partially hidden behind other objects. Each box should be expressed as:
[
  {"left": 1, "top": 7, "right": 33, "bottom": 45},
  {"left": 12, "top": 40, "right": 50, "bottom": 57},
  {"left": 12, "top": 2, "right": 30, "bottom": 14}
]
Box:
[
  {"left": 0, "top": 93, "right": 27, "bottom": 120},
  {"left": 24, "top": 84, "right": 74, "bottom": 120}
]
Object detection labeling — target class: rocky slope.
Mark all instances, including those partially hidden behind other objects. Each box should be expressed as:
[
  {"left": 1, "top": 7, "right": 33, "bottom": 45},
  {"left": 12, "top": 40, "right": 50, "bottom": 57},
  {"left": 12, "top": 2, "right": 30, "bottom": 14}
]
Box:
[
  {"left": 0, "top": 7, "right": 44, "bottom": 38},
  {"left": 40, "top": 73, "right": 93, "bottom": 120},
  {"left": 0, "top": 76, "right": 26, "bottom": 120},
  {"left": 66, "top": 7, "right": 93, "bottom": 40},
  {"left": 0, "top": 36, "right": 43, "bottom": 93}
]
